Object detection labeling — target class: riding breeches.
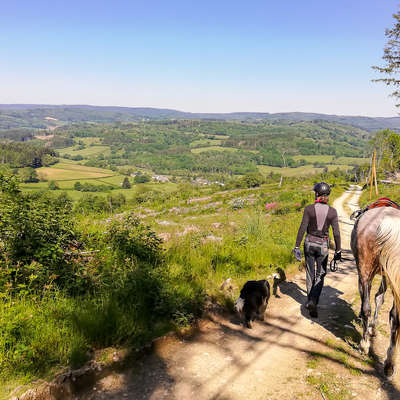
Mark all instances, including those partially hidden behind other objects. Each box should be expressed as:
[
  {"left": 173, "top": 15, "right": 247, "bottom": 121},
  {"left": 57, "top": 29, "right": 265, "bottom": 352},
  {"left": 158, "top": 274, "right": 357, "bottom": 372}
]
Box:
[{"left": 304, "top": 237, "right": 329, "bottom": 305}]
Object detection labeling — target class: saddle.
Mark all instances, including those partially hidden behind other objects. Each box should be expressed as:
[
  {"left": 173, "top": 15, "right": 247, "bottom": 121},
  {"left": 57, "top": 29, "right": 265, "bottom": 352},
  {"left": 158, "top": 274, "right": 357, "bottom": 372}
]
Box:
[{"left": 350, "top": 197, "right": 400, "bottom": 220}]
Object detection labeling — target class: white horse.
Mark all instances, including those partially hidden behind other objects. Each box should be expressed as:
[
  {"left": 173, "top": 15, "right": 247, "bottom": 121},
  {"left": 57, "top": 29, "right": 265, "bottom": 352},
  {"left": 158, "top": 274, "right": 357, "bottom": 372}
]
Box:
[{"left": 351, "top": 206, "right": 400, "bottom": 378}]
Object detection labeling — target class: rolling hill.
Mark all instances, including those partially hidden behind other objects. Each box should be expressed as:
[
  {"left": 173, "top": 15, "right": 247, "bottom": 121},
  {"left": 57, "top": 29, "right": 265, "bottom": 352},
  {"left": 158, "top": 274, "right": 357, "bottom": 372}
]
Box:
[{"left": 0, "top": 104, "right": 399, "bottom": 132}]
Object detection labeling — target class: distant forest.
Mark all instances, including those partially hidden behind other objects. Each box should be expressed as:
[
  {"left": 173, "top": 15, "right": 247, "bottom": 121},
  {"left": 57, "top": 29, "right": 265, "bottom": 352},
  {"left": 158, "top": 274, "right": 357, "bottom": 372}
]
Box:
[
  {"left": 1, "top": 104, "right": 400, "bottom": 132},
  {"left": 0, "top": 119, "right": 370, "bottom": 177}
]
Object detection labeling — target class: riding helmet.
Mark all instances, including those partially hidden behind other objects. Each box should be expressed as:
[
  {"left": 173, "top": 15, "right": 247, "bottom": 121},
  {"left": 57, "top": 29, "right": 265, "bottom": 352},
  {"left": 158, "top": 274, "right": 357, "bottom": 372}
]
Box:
[{"left": 313, "top": 182, "right": 331, "bottom": 196}]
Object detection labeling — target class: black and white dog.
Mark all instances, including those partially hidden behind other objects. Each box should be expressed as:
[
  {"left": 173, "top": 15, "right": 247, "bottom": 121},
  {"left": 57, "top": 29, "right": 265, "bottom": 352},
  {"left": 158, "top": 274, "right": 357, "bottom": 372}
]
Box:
[{"left": 235, "top": 279, "right": 271, "bottom": 328}]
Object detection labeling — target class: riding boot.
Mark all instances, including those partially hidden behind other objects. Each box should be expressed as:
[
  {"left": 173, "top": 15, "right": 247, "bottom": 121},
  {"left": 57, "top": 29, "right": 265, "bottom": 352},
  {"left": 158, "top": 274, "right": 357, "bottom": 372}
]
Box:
[
  {"left": 305, "top": 299, "right": 318, "bottom": 318},
  {"left": 308, "top": 302, "right": 318, "bottom": 318}
]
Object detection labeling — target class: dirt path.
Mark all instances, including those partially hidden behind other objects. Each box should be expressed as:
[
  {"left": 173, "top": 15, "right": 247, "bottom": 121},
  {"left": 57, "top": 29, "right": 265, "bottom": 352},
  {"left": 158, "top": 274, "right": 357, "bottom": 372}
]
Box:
[{"left": 88, "top": 187, "right": 400, "bottom": 400}]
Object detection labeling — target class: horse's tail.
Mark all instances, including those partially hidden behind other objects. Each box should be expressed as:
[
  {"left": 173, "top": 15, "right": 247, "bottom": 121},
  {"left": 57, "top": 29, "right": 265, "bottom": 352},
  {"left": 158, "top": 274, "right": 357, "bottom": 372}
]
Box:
[{"left": 377, "top": 215, "right": 400, "bottom": 321}]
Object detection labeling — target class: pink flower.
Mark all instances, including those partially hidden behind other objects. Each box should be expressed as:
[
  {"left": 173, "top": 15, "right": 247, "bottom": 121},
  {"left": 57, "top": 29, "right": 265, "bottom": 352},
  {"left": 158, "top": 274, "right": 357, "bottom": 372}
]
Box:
[{"left": 265, "top": 202, "right": 278, "bottom": 210}]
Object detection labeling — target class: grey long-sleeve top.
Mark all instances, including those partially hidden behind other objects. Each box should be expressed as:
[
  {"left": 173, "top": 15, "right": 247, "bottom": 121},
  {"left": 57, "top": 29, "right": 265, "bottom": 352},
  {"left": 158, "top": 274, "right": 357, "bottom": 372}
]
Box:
[{"left": 295, "top": 203, "right": 341, "bottom": 251}]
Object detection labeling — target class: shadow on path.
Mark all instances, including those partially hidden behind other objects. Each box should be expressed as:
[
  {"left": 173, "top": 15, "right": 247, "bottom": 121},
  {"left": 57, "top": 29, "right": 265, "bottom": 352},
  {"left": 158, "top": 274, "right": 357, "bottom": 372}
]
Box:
[
  {"left": 278, "top": 258, "right": 400, "bottom": 399},
  {"left": 278, "top": 278, "right": 361, "bottom": 345}
]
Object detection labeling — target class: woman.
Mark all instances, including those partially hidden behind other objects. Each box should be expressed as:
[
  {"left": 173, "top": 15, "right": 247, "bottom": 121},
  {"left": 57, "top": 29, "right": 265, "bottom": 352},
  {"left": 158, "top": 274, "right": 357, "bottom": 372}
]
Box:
[{"left": 292, "top": 182, "right": 341, "bottom": 318}]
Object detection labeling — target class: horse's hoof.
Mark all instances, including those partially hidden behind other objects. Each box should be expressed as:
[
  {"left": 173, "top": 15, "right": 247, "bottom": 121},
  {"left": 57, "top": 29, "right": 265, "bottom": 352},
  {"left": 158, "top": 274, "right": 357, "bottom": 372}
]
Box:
[
  {"left": 384, "top": 361, "right": 395, "bottom": 379},
  {"left": 360, "top": 339, "right": 370, "bottom": 354},
  {"left": 245, "top": 321, "right": 252, "bottom": 329}
]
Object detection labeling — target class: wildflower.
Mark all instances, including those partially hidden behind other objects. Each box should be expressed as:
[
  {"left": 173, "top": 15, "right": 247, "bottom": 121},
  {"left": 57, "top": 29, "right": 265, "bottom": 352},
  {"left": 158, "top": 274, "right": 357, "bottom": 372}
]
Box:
[{"left": 265, "top": 202, "right": 278, "bottom": 210}]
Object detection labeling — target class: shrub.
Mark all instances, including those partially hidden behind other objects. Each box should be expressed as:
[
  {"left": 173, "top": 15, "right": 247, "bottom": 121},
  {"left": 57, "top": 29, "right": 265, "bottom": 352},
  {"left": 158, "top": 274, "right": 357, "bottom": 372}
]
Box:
[
  {"left": 48, "top": 180, "right": 59, "bottom": 190},
  {"left": 74, "top": 181, "right": 112, "bottom": 192},
  {"left": 106, "top": 213, "right": 162, "bottom": 263},
  {"left": 230, "top": 198, "right": 246, "bottom": 210},
  {"left": 75, "top": 193, "right": 126, "bottom": 214},
  {"left": 74, "top": 181, "right": 82, "bottom": 191},
  {"left": 42, "top": 154, "right": 59, "bottom": 167},
  {"left": 122, "top": 176, "right": 131, "bottom": 189},
  {"left": 238, "top": 172, "right": 264, "bottom": 188},
  {"left": 19, "top": 167, "right": 39, "bottom": 183},
  {"left": 134, "top": 174, "right": 151, "bottom": 184},
  {"left": 0, "top": 175, "right": 77, "bottom": 292}
]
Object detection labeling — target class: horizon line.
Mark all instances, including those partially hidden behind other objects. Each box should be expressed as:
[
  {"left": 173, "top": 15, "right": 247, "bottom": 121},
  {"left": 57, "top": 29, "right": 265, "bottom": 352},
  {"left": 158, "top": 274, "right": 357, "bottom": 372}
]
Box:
[{"left": 0, "top": 103, "right": 399, "bottom": 119}]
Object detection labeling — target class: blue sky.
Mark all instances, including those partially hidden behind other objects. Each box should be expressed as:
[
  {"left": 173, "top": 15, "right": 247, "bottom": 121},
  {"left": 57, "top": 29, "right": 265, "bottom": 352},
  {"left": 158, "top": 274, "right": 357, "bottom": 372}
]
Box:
[{"left": 1, "top": 0, "right": 399, "bottom": 116}]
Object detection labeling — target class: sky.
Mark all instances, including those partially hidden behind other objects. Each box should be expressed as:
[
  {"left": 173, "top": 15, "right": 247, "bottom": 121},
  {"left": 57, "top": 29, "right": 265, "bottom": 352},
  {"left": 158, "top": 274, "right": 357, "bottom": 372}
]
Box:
[{"left": 1, "top": 0, "right": 399, "bottom": 116}]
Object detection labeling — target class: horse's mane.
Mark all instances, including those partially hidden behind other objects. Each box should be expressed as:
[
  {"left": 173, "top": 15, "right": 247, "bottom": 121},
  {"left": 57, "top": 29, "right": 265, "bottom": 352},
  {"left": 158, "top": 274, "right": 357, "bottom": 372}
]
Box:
[{"left": 377, "top": 210, "right": 400, "bottom": 322}]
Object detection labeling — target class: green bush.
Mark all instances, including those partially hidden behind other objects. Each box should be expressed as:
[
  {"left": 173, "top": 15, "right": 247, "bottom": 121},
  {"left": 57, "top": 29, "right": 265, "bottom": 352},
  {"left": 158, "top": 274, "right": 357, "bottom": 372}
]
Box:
[
  {"left": 238, "top": 172, "right": 264, "bottom": 188},
  {"left": 0, "top": 175, "right": 80, "bottom": 293},
  {"left": 74, "top": 181, "right": 112, "bottom": 192},
  {"left": 106, "top": 213, "right": 162, "bottom": 263},
  {"left": 122, "top": 176, "right": 131, "bottom": 189},
  {"left": 134, "top": 174, "right": 151, "bottom": 184},
  {"left": 48, "top": 180, "right": 59, "bottom": 190},
  {"left": 75, "top": 193, "right": 126, "bottom": 214}
]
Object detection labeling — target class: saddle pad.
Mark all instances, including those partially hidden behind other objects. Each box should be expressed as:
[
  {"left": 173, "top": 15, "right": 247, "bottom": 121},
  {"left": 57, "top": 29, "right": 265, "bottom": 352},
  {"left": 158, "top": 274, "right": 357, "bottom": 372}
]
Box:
[
  {"left": 351, "top": 197, "right": 400, "bottom": 220},
  {"left": 366, "top": 197, "right": 400, "bottom": 211}
]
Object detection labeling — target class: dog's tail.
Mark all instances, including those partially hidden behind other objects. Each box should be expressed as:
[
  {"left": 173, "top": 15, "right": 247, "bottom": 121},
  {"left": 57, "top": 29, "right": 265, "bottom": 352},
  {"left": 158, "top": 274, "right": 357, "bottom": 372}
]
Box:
[{"left": 234, "top": 297, "right": 245, "bottom": 313}]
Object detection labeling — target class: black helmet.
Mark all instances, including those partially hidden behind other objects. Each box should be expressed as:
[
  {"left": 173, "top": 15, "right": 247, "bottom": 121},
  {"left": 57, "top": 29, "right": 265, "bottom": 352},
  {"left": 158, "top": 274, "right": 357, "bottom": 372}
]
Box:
[{"left": 314, "top": 182, "right": 331, "bottom": 196}]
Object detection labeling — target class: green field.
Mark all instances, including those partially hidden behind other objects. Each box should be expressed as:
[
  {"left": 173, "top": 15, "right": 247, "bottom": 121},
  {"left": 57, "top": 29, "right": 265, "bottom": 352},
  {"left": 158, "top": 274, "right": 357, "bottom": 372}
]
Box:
[
  {"left": 21, "top": 158, "right": 179, "bottom": 200},
  {"left": 292, "top": 155, "right": 367, "bottom": 165},
  {"left": 258, "top": 164, "right": 322, "bottom": 177},
  {"left": 37, "top": 162, "right": 115, "bottom": 181},
  {"left": 292, "top": 155, "right": 335, "bottom": 163},
  {"left": 80, "top": 137, "right": 102, "bottom": 145},
  {"left": 335, "top": 156, "right": 368, "bottom": 165},
  {"left": 189, "top": 139, "right": 223, "bottom": 147},
  {"left": 191, "top": 146, "right": 238, "bottom": 154},
  {"left": 59, "top": 145, "right": 111, "bottom": 157},
  {"left": 327, "top": 164, "right": 353, "bottom": 171},
  {"left": 24, "top": 178, "right": 116, "bottom": 190},
  {"left": 21, "top": 182, "right": 180, "bottom": 201},
  {"left": 257, "top": 163, "right": 353, "bottom": 177}
]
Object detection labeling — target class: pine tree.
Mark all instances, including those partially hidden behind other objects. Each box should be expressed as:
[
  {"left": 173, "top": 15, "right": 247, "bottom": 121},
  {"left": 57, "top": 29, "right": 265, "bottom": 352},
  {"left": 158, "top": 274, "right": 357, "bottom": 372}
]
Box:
[
  {"left": 373, "top": 10, "right": 400, "bottom": 104},
  {"left": 122, "top": 177, "right": 131, "bottom": 189},
  {"left": 31, "top": 157, "right": 42, "bottom": 168}
]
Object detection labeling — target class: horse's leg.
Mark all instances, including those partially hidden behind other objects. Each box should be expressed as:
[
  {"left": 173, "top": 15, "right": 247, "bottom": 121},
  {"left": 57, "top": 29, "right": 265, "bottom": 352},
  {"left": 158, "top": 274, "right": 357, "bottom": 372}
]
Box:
[
  {"left": 359, "top": 275, "right": 373, "bottom": 354},
  {"left": 371, "top": 276, "right": 387, "bottom": 336},
  {"left": 358, "top": 276, "right": 364, "bottom": 318},
  {"left": 384, "top": 301, "right": 400, "bottom": 378}
]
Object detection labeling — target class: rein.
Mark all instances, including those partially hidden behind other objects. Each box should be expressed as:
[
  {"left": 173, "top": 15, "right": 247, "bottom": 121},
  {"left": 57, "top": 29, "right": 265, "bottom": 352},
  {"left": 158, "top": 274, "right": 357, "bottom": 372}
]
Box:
[
  {"left": 329, "top": 256, "right": 353, "bottom": 272},
  {"left": 330, "top": 258, "right": 338, "bottom": 272}
]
